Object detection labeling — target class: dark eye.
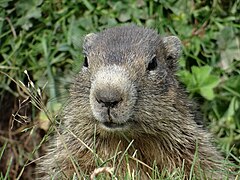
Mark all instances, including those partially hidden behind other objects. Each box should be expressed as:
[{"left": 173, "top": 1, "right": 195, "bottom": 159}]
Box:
[
  {"left": 147, "top": 56, "right": 158, "bottom": 71},
  {"left": 83, "top": 56, "right": 89, "bottom": 67}
]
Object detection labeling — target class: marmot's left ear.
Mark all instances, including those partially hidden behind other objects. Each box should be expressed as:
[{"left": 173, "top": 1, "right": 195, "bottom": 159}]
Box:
[
  {"left": 162, "top": 36, "right": 182, "bottom": 71},
  {"left": 83, "top": 33, "right": 98, "bottom": 53}
]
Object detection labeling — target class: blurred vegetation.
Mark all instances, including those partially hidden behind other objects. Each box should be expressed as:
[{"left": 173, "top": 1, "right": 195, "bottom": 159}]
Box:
[{"left": 0, "top": 0, "right": 239, "bottom": 179}]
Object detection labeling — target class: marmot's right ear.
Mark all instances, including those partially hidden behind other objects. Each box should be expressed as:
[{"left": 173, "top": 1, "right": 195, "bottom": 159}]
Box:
[
  {"left": 83, "top": 33, "right": 97, "bottom": 52},
  {"left": 162, "top": 36, "right": 182, "bottom": 71}
]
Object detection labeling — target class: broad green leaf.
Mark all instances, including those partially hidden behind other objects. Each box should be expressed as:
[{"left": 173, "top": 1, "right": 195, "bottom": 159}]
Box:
[
  {"left": 191, "top": 66, "right": 212, "bottom": 86},
  {"left": 200, "top": 87, "right": 215, "bottom": 100},
  {"left": 178, "top": 66, "right": 220, "bottom": 100}
]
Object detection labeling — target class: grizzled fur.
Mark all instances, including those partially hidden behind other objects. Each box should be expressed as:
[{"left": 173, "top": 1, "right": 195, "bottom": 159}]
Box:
[{"left": 37, "top": 25, "right": 228, "bottom": 179}]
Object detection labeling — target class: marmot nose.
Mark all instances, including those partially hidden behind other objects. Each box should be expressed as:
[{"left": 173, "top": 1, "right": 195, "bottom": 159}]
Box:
[{"left": 95, "top": 91, "right": 122, "bottom": 108}]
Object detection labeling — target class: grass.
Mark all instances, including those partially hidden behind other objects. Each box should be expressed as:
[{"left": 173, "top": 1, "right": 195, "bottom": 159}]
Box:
[{"left": 0, "top": 0, "right": 240, "bottom": 179}]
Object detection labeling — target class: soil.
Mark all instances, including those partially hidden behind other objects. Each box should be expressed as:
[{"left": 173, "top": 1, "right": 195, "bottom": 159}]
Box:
[{"left": 0, "top": 84, "right": 46, "bottom": 179}]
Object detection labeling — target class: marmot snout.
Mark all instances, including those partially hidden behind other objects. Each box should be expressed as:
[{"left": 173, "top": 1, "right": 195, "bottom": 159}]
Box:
[{"left": 90, "top": 65, "right": 136, "bottom": 130}]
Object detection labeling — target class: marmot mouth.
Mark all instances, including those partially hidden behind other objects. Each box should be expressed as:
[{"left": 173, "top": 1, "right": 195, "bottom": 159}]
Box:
[{"left": 102, "top": 122, "right": 126, "bottom": 129}]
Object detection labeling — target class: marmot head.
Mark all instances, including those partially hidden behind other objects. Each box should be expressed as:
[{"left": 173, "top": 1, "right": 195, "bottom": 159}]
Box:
[{"left": 73, "top": 25, "right": 182, "bottom": 136}]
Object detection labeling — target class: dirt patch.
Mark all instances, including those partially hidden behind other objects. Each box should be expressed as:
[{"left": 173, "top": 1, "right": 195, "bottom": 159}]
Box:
[{"left": 0, "top": 83, "right": 46, "bottom": 179}]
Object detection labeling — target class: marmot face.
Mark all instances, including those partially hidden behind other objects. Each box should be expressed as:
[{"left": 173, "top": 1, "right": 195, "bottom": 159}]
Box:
[{"left": 81, "top": 25, "right": 181, "bottom": 134}]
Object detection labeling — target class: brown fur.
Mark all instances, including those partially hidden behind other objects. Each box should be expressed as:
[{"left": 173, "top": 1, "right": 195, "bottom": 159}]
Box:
[{"left": 37, "top": 25, "right": 230, "bottom": 179}]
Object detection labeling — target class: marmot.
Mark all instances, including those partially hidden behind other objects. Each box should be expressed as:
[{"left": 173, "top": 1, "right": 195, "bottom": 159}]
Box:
[{"left": 37, "top": 25, "right": 230, "bottom": 179}]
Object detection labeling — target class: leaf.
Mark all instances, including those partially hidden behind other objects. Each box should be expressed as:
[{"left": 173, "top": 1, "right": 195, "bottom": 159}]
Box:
[
  {"left": 81, "top": 0, "right": 94, "bottom": 11},
  {"left": 224, "top": 97, "right": 239, "bottom": 118},
  {"left": 201, "top": 76, "right": 220, "bottom": 89},
  {"left": 38, "top": 111, "right": 50, "bottom": 131},
  {"left": 15, "top": 0, "right": 43, "bottom": 30},
  {"left": 177, "top": 70, "right": 192, "bottom": 85},
  {"left": 192, "top": 66, "right": 212, "bottom": 85},
  {"left": 0, "top": 0, "right": 13, "bottom": 8},
  {"left": 178, "top": 66, "right": 220, "bottom": 100},
  {"left": 200, "top": 86, "right": 215, "bottom": 100},
  {"left": 118, "top": 11, "right": 131, "bottom": 22},
  {"left": 217, "top": 27, "right": 240, "bottom": 70}
]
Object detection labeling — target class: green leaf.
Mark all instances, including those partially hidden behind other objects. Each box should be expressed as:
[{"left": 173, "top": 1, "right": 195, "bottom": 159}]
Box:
[
  {"left": 178, "top": 66, "right": 220, "bottom": 100},
  {"left": 224, "top": 97, "right": 240, "bottom": 118},
  {"left": 118, "top": 11, "right": 131, "bottom": 22},
  {"left": 191, "top": 66, "right": 212, "bottom": 86},
  {"left": 200, "top": 87, "right": 215, "bottom": 100},
  {"left": 15, "top": 0, "right": 43, "bottom": 30},
  {"left": 0, "top": 0, "right": 13, "bottom": 8}
]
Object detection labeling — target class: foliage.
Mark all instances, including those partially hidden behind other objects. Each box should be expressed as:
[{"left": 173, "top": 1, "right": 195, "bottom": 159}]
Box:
[{"left": 0, "top": 0, "right": 239, "bottom": 179}]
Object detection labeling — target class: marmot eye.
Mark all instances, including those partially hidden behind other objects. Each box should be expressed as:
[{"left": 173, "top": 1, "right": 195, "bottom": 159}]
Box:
[
  {"left": 147, "top": 56, "right": 158, "bottom": 71},
  {"left": 83, "top": 56, "right": 89, "bottom": 67}
]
